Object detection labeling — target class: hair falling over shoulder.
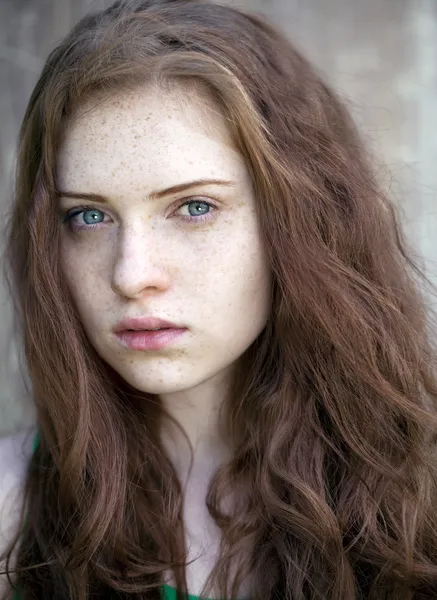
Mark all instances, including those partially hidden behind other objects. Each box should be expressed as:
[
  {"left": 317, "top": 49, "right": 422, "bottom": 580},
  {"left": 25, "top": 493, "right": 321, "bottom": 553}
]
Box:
[{"left": 2, "top": 0, "right": 437, "bottom": 598}]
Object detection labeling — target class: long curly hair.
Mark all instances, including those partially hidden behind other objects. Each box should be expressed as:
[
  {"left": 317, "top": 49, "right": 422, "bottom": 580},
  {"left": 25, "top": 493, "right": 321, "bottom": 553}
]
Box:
[{"left": 2, "top": 1, "right": 437, "bottom": 598}]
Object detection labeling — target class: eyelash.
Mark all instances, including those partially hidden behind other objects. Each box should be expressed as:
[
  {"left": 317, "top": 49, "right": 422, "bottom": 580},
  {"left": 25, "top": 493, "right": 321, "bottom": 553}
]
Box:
[{"left": 61, "top": 198, "right": 218, "bottom": 232}]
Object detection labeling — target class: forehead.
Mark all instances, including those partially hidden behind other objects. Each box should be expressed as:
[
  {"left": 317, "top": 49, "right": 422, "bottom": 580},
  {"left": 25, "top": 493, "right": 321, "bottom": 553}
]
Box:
[{"left": 56, "top": 84, "right": 247, "bottom": 195}]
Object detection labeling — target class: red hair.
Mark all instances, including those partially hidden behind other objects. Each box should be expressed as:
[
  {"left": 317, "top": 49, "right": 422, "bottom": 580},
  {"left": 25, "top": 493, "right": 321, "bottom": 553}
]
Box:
[{"left": 3, "top": 1, "right": 437, "bottom": 598}]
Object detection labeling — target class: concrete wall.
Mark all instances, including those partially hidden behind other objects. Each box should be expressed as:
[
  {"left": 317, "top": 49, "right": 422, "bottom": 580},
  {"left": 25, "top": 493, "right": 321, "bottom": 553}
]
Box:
[{"left": 1, "top": 0, "right": 436, "bottom": 436}]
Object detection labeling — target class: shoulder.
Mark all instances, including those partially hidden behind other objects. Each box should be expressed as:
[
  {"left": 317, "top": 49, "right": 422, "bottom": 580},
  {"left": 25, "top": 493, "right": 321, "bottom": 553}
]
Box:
[
  {"left": 0, "top": 428, "right": 35, "bottom": 498},
  {"left": 0, "top": 428, "right": 36, "bottom": 583}
]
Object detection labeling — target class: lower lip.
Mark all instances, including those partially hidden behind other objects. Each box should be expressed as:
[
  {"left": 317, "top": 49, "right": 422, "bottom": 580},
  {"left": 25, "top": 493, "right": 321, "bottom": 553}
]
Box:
[{"left": 115, "top": 328, "right": 187, "bottom": 351}]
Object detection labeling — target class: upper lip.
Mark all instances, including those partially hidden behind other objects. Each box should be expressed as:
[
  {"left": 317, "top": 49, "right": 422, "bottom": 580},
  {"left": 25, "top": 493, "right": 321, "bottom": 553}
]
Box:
[{"left": 113, "top": 316, "right": 184, "bottom": 333}]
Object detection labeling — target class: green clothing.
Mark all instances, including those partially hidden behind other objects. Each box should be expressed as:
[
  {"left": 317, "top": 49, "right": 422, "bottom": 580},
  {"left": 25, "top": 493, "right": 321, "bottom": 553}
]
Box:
[
  {"left": 162, "top": 586, "right": 210, "bottom": 600},
  {"left": 11, "top": 432, "right": 210, "bottom": 600}
]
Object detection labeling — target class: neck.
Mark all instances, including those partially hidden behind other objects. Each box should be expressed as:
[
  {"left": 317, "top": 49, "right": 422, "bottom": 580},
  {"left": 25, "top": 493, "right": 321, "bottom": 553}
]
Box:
[{"left": 158, "top": 368, "right": 236, "bottom": 484}]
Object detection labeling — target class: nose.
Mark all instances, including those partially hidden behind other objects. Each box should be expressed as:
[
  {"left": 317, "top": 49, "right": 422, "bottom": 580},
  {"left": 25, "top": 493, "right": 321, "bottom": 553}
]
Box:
[{"left": 110, "top": 225, "right": 171, "bottom": 299}]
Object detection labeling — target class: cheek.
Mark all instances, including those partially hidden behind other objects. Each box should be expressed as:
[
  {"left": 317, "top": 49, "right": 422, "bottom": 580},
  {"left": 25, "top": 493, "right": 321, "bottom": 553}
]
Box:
[
  {"left": 59, "top": 241, "right": 110, "bottom": 319},
  {"left": 60, "top": 233, "right": 111, "bottom": 277},
  {"left": 60, "top": 248, "right": 83, "bottom": 298},
  {"left": 236, "top": 236, "right": 272, "bottom": 318},
  {"left": 202, "top": 232, "right": 271, "bottom": 319}
]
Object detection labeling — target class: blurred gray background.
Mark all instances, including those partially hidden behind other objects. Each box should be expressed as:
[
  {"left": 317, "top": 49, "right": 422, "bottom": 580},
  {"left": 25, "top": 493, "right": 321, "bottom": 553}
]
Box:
[{"left": 0, "top": 0, "right": 436, "bottom": 436}]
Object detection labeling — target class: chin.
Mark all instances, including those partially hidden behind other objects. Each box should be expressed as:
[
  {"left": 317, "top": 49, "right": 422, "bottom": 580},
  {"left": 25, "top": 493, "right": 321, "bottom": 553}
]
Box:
[{"left": 116, "top": 369, "right": 196, "bottom": 396}]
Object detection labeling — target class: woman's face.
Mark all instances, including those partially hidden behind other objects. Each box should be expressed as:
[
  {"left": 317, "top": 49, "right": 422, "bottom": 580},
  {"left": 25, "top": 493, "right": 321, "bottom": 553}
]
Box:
[{"left": 56, "top": 84, "right": 272, "bottom": 398}]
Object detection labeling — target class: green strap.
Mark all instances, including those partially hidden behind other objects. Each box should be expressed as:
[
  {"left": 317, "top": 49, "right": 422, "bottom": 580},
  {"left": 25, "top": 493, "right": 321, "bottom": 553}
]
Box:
[
  {"left": 161, "top": 583, "right": 211, "bottom": 599},
  {"left": 32, "top": 430, "right": 40, "bottom": 453}
]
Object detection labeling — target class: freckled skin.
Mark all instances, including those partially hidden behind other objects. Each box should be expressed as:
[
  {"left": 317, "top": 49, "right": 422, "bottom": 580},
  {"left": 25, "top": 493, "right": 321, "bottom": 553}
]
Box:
[{"left": 56, "top": 84, "right": 272, "bottom": 457}]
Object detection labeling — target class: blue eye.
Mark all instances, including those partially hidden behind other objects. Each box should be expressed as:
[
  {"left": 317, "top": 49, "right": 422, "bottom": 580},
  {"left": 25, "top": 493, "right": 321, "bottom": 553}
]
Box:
[
  {"left": 63, "top": 206, "right": 106, "bottom": 230},
  {"left": 81, "top": 209, "right": 104, "bottom": 224},
  {"left": 185, "top": 200, "right": 210, "bottom": 217}
]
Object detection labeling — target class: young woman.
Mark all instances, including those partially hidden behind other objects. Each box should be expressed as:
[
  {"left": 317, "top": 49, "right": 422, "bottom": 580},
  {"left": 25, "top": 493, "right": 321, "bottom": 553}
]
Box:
[{"left": 1, "top": 0, "right": 437, "bottom": 598}]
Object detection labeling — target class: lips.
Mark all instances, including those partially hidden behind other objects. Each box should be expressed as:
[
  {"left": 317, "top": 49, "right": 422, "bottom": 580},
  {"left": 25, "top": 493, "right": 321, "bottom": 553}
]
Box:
[
  {"left": 113, "top": 317, "right": 187, "bottom": 352},
  {"left": 113, "top": 316, "right": 185, "bottom": 333}
]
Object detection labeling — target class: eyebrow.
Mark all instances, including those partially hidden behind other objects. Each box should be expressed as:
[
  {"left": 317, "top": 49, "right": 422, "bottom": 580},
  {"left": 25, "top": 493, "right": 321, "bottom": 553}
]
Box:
[{"left": 56, "top": 178, "right": 237, "bottom": 203}]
